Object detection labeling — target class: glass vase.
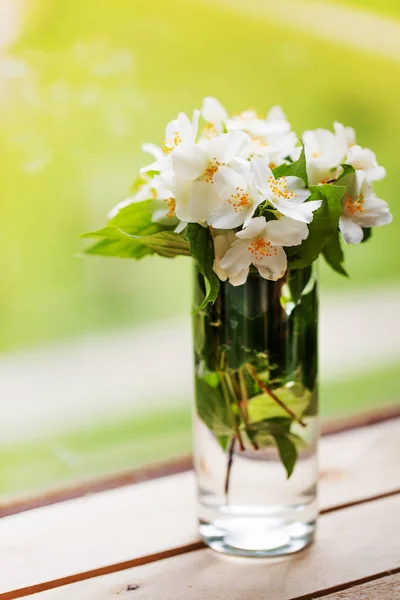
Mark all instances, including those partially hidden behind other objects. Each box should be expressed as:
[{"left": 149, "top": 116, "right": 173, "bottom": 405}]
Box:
[{"left": 192, "top": 264, "right": 318, "bottom": 557}]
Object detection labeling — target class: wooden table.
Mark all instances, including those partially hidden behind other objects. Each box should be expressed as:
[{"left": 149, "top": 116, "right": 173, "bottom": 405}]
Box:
[{"left": 1, "top": 419, "right": 399, "bottom": 600}]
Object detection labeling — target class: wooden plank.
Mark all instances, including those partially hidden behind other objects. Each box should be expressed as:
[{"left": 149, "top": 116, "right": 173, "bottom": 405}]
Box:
[
  {"left": 4, "top": 406, "right": 399, "bottom": 520},
  {"left": 0, "top": 420, "right": 399, "bottom": 596},
  {"left": 320, "top": 573, "right": 400, "bottom": 599},
  {"left": 22, "top": 495, "right": 400, "bottom": 600}
]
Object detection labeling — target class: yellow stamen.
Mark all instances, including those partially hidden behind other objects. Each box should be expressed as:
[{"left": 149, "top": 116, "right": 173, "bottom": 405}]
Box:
[
  {"left": 203, "top": 123, "right": 218, "bottom": 138},
  {"left": 268, "top": 175, "right": 297, "bottom": 200},
  {"left": 162, "top": 131, "right": 182, "bottom": 155},
  {"left": 163, "top": 197, "right": 176, "bottom": 218},
  {"left": 344, "top": 192, "right": 364, "bottom": 215},
  {"left": 248, "top": 237, "right": 278, "bottom": 260},
  {"left": 204, "top": 158, "right": 224, "bottom": 183},
  {"left": 228, "top": 186, "right": 252, "bottom": 212}
]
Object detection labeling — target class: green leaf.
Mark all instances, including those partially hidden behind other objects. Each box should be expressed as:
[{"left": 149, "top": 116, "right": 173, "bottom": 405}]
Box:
[
  {"left": 217, "top": 435, "right": 232, "bottom": 451},
  {"left": 247, "top": 385, "right": 311, "bottom": 424},
  {"left": 246, "top": 416, "right": 291, "bottom": 448},
  {"left": 102, "top": 200, "right": 161, "bottom": 235},
  {"left": 195, "top": 375, "right": 235, "bottom": 437},
  {"left": 287, "top": 266, "right": 312, "bottom": 304},
  {"left": 336, "top": 164, "right": 355, "bottom": 182},
  {"left": 84, "top": 237, "right": 153, "bottom": 259},
  {"left": 84, "top": 226, "right": 190, "bottom": 259},
  {"left": 201, "top": 371, "right": 221, "bottom": 388},
  {"left": 186, "top": 224, "right": 220, "bottom": 309},
  {"left": 287, "top": 183, "right": 346, "bottom": 269},
  {"left": 322, "top": 230, "right": 348, "bottom": 277},
  {"left": 82, "top": 200, "right": 190, "bottom": 258},
  {"left": 362, "top": 227, "right": 372, "bottom": 243},
  {"left": 273, "top": 147, "right": 308, "bottom": 186},
  {"left": 83, "top": 200, "right": 163, "bottom": 258},
  {"left": 273, "top": 435, "right": 297, "bottom": 478}
]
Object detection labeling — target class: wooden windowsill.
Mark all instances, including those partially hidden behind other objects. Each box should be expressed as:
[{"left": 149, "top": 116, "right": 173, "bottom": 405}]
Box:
[
  {"left": 2, "top": 404, "right": 399, "bottom": 520},
  {"left": 1, "top": 417, "right": 399, "bottom": 599}
]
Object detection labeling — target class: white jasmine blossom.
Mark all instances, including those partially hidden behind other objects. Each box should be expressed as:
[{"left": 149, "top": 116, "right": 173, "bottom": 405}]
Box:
[
  {"left": 345, "top": 145, "right": 386, "bottom": 182},
  {"left": 251, "top": 156, "right": 321, "bottom": 223},
  {"left": 172, "top": 130, "right": 251, "bottom": 223},
  {"left": 339, "top": 170, "right": 392, "bottom": 244},
  {"left": 207, "top": 159, "right": 263, "bottom": 229},
  {"left": 303, "top": 121, "right": 386, "bottom": 186},
  {"left": 212, "top": 230, "right": 249, "bottom": 286},
  {"left": 226, "top": 105, "right": 291, "bottom": 139},
  {"left": 302, "top": 125, "right": 348, "bottom": 185},
  {"left": 201, "top": 96, "right": 228, "bottom": 137},
  {"left": 219, "top": 216, "right": 309, "bottom": 284}
]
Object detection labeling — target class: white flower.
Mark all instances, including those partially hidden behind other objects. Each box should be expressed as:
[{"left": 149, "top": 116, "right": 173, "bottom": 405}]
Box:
[
  {"left": 163, "top": 110, "right": 200, "bottom": 155},
  {"left": 255, "top": 132, "right": 299, "bottom": 170},
  {"left": 109, "top": 144, "right": 181, "bottom": 227},
  {"left": 250, "top": 156, "right": 321, "bottom": 223},
  {"left": 226, "top": 105, "right": 291, "bottom": 138},
  {"left": 334, "top": 121, "right": 356, "bottom": 147},
  {"left": 207, "top": 159, "right": 264, "bottom": 229},
  {"left": 212, "top": 230, "right": 249, "bottom": 286},
  {"left": 172, "top": 130, "right": 251, "bottom": 223},
  {"left": 235, "top": 106, "right": 299, "bottom": 168},
  {"left": 219, "top": 216, "right": 309, "bottom": 284},
  {"left": 140, "top": 142, "right": 167, "bottom": 173},
  {"left": 201, "top": 97, "right": 228, "bottom": 137},
  {"left": 302, "top": 124, "right": 348, "bottom": 185},
  {"left": 304, "top": 121, "right": 386, "bottom": 186},
  {"left": 345, "top": 145, "right": 386, "bottom": 182},
  {"left": 264, "top": 105, "right": 293, "bottom": 137},
  {"left": 339, "top": 170, "right": 392, "bottom": 245},
  {"left": 140, "top": 110, "right": 200, "bottom": 175}
]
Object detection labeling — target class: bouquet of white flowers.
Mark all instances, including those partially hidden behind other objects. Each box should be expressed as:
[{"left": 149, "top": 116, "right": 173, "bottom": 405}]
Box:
[
  {"left": 84, "top": 97, "right": 392, "bottom": 309},
  {"left": 83, "top": 98, "right": 393, "bottom": 558}
]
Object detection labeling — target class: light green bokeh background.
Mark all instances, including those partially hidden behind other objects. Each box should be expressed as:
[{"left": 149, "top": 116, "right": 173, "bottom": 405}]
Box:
[{"left": 0, "top": 0, "right": 399, "bottom": 498}]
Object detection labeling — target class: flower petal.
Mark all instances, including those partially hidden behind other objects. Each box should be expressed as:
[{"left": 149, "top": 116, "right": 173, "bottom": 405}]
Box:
[
  {"left": 213, "top": 232, "right": 236, "bottom": 281},
  {"left": 255, "top": 246, "right": 287, "bottom": 281},
  {"left": 229, "top": 267, "right": 250, "bottom": 286},
  {"left": 165, "top": 112, "right": 192, "bottom": 146},
  {"left": 284, "top": 176, "right": 311, "bottom": 202},
  {"left": 274, "top": 199, "right": 322, "bottom": 223},
  {"left": 266, "top": 217, "right": 309, "bottom": 247},
  {"left": 213, "top": 165, "right": 246, "bottom": 200},
  {"left": 141, "top": 143, "right": 164, "bottom": 161},
  {"left": 191, "top": 109, "right": 200, "bottom": 141},
  {"left": 354, "top": 196, "right": 393, "bottom": 227},
  {"left": 236, "top": 216, "right": 268, "bottom": 240},
  {"left": 339, "top": 216, "right": 364, "bottom": 245},
  {"left": 334, "top": 121, "right": 356, "bottom": 147},
  {"left": 172, "top": 143, "right": 208, "bottom": 181},
  {"left": 201, "top": 97, "right": 228, "bottom": 125},
  {"left": 174, "top": 179, "right": 193, "bottom": 222},
  {"left": 205, "top": 131, "right": 251, "bottom": 163},
  {"left": 250, "top": 156, "right": 274, "bottom": 192},
  {"left": 187, "top": 180, "right": 221, "bottom": 223},
  {"left": 219, "top": 240, "right": 253, "bottom": 276},
  {"left": 346, "top": 145, "right": 386, "bottom": 182},
  {"left": 265, "top": 105, "right": 291, "bottom": 135}
]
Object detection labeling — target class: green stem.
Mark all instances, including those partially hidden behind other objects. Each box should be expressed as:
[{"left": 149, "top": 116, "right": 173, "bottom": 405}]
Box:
[
  {"left": 224, "top": 436, "right": 235, "bottom": 499},
  {"left": 219, "top": 371, "right": 245, "bottom": 451}
]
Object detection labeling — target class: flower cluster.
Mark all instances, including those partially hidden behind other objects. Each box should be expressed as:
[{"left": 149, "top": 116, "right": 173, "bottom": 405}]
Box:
[{"left": 86, "top": 97, "right": 392, "bottom": 295}]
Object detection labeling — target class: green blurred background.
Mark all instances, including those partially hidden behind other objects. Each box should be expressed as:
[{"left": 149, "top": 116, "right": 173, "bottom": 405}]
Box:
[{"left": 0, "top": 0, "right": 399, "bottom": 500}]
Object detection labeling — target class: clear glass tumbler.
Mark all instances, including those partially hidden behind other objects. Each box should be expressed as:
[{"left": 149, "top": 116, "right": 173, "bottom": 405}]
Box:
[{"left": 192, "top": 265, "right": 318, "bottom": 557}]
